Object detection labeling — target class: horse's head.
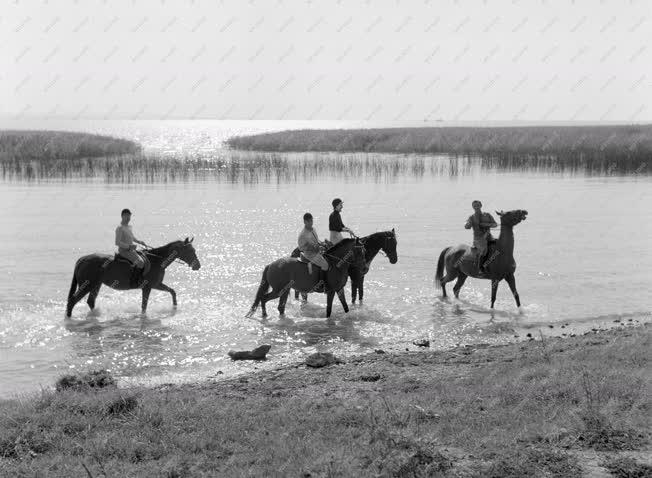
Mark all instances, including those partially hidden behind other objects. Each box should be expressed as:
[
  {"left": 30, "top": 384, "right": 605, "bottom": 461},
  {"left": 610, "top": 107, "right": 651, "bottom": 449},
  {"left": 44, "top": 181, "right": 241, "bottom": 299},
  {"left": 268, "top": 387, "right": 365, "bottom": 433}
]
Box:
[
  {"left": 496, "top": 209, "right": 528, "bottom": 227},
  {"left": 175, "top": 237, "right": 201, "bottom": 270},
  {"left": 380, "top": 228, "right": 398, "bottom": 264}
]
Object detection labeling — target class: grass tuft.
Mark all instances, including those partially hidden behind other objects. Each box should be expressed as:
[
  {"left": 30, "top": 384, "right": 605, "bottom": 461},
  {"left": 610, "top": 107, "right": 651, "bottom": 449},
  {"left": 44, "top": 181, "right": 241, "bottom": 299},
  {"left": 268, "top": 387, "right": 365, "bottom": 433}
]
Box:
[{"left": 55, "top": 370, "right": 116, "bottom": 392}]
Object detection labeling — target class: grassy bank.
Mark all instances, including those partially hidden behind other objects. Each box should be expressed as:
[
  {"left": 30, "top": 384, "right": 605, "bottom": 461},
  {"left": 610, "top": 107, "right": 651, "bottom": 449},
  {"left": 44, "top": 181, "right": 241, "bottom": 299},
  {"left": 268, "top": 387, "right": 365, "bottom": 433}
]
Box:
[
  {"left": 1, "top": 325, "right": 649, "bottom": 477},
  {"left": 0, "top": 130, "right": 140, "bottom": 161},
  {"left": 227, "top": 125, "right": 652, "bottom": 173}
]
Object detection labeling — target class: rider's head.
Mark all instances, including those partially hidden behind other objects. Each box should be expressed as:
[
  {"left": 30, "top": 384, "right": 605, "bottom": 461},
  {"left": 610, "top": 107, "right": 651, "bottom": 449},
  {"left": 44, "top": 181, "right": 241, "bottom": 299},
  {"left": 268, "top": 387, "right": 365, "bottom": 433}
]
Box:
[
  {"left": 303, "top": 212, "right": 313, "bottom": 229},
  {"left": 472, "top": 200, "right": 482, "bottom": 212},
  {"left": 121, "top": 208, "right": 132, "bottom": 223},
  {"left": 332, "top": 198, "right": 343, "bottom": 211}
]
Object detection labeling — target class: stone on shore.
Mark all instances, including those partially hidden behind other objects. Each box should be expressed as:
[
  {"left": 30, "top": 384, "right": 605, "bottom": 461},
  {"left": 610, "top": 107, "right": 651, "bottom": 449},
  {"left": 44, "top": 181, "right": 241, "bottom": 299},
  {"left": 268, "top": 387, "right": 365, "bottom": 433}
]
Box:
[
  {"left": 305, "top": 352, "right": 341, "bottom": 368},
  {"left": 228, "top": 345, "right": 271, "bottom": 361}
]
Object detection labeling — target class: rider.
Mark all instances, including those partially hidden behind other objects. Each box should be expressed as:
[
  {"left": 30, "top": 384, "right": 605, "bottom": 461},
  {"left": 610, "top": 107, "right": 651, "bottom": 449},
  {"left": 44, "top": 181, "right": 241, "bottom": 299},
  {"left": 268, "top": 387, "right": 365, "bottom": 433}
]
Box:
[
  {"left": 298, "top": 212, "right": 330, "bottom": 289},
  {"left": 115, "top": 208, "right": 148, "bottom": 283},
  {"left": 464, "top": 200, "right": 497, "bottom": 275},
  {"left": 329, "top": 198, "right": 355, "bottom": 245}
]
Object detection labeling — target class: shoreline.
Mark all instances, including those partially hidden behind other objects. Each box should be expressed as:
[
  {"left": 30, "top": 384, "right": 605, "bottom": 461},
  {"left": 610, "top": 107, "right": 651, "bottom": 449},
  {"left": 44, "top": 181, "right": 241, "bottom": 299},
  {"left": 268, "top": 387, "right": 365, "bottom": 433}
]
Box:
[{"left": 1, "top": 323, "right": 649, "bottom": 476}]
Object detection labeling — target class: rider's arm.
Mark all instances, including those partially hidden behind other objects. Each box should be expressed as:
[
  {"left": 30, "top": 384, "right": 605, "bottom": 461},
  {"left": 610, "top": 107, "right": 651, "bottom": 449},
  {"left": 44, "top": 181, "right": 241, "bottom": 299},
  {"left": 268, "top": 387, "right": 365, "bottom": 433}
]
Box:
[
  {"left": 482, "top": 214, "right": 498, "bottom": 228},
  {"left": 464, "top": 217, "right": 472, "bottom": 229}
]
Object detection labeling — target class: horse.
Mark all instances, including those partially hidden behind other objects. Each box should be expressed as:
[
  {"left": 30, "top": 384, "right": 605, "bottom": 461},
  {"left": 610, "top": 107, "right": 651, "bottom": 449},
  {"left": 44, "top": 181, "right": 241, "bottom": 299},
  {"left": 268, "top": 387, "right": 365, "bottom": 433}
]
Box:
[
  {"left": 290, "top": 229, "right": 398, "bottom": 304},
  {"left": 434, "top": 210, "right": 528, "bottom": 308},
  {"left": 245, "top": 238, "right": 367, "bottom": 319},
  {"left": 65, "top": 237, "right": 201, "bottom": 318}
]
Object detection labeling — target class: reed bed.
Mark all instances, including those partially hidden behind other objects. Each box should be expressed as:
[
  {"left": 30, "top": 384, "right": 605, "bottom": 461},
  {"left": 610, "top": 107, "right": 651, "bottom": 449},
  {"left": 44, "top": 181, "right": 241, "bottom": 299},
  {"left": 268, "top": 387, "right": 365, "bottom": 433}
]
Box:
[
  {"left": 0, "top": 130, "right": 140, "bottom": 161},
  {"left": 1, "top": 150, "right": 646, "bottom": 184},
  {"left": 1, "top": 127, "right": 649, "bottom": 183},
  {"left": 227, "top": 125, "right": 652, "bottom": 174}
]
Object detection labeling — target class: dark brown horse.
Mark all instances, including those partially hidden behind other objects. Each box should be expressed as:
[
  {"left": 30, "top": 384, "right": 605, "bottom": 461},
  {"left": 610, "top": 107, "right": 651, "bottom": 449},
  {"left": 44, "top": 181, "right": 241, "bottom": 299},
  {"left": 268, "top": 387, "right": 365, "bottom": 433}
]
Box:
[
  {"left": 245, "top": 238, "right": 366, "bottom": 319},
  {"left": 291, "top": 230, "right": 398, "bottom": 304},
  {"left": 65, "top": 238, "right": 201, "bottom": 318},
  {"left": 435, "top": 210, "right": 527, "bottom": 308}
]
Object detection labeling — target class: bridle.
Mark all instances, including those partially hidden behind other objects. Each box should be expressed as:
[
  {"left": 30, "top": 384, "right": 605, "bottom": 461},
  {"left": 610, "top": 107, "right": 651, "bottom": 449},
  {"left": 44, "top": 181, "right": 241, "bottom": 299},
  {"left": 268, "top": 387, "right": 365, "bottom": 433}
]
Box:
[{"left": 376, "top": 232, "right": 397, "bottom": 259}]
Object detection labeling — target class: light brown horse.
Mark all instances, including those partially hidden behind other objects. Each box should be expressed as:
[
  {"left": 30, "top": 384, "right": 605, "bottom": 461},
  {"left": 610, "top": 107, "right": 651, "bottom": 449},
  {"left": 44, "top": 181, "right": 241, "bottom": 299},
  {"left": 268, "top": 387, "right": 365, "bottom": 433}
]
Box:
[
  {"left": 65, "top": 238, "right": 201, "bottom": 317},
  {"left": 435, "top": 210, "right": 528, "bottom": 308}
]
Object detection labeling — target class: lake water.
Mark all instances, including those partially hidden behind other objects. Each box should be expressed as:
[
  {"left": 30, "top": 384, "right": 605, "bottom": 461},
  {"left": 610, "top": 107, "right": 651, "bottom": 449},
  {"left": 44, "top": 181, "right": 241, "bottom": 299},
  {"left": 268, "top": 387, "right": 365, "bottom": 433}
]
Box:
[{"left": 0, "top": 120, "right": 650, "bottom": 398}]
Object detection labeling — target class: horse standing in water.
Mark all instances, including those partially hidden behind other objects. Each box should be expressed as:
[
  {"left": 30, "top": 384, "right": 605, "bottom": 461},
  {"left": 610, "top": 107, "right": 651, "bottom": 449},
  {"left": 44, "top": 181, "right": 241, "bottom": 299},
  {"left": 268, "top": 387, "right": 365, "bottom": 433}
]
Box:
[
  {"left": 65, "top": 238, "right": 201, "bottom": 318},
  {"left": 435, "top": 210, "right": 528, "bottom": 308},
  {"left": 246, "top": 238, "right": 366, "bottom": 319},
  {"left": 291, "top": 229, "right": 398, "bottom": 304}
]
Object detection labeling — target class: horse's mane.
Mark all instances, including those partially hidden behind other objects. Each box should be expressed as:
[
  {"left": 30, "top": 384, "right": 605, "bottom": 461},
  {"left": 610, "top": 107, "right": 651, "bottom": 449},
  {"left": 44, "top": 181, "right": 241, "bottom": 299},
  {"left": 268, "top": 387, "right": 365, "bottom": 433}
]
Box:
[
  {"left": 362, "top": 231, "right": 392, "bottom": 241},
  {"left": 325, "top": 238, "right": 355, "bottom": 254},
  {"left": 147, "top": 240, "right": 184, "bottom": 256}
]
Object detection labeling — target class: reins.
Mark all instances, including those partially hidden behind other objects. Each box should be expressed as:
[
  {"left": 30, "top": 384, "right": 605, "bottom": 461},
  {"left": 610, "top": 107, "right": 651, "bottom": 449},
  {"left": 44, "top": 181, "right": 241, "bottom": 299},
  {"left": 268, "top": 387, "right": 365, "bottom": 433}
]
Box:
[{"left": 141, "top": 246, "right": 187, "bottom": 266}]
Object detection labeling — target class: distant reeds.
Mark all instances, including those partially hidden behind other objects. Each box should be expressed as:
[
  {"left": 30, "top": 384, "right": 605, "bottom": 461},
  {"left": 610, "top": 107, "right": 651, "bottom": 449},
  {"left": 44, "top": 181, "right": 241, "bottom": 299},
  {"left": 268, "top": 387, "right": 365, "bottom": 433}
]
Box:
[
  {"left": 0, "top": 130, "right": 140, "bottom": 161},
  {"left": 227, "top": 125, "right": 652, "bottom": 174},
  {"left": 1, "top": 127, "right": 649, "bottom": 183}
]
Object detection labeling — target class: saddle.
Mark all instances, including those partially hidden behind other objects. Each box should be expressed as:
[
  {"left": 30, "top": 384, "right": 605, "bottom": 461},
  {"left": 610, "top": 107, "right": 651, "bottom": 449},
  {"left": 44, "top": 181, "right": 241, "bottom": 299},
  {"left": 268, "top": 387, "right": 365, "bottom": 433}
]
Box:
[
  {"left": 113, "top": 251, "right": 151, "bottom": 287},
  {"left": 295, "top": 253, "right": 328, "bottom": 293}
]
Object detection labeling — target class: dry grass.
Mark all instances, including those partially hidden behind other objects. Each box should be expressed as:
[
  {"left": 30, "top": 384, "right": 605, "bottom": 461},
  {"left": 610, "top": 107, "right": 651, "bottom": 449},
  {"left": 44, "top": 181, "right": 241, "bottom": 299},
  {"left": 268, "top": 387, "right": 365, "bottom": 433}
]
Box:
[{"left": 0, "top": 325, "right": 648, "bottom": 477}]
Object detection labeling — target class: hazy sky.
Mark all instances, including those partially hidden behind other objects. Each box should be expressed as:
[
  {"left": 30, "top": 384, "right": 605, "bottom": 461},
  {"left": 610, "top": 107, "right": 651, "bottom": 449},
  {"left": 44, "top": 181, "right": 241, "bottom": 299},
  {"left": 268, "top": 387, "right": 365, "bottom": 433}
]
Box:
[{"left": 2, "top": 0, "right": 650, "bottom": 121}]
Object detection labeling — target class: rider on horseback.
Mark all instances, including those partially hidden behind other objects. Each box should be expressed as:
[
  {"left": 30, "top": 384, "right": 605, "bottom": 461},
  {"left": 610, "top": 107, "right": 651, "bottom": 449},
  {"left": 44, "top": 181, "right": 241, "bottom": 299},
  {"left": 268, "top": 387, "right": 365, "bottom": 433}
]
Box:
[
  {"left": 115, "top": 208, "right": 148, "bottom": 285},
  {"left": 298, "top": 212, "right": 330, "bottom": 290},
  {"left": 465, "top": 200, "right": 497, "bottom": 275},
  {"left": 329, "top": 198, "right": 355, "bottom": 245}
]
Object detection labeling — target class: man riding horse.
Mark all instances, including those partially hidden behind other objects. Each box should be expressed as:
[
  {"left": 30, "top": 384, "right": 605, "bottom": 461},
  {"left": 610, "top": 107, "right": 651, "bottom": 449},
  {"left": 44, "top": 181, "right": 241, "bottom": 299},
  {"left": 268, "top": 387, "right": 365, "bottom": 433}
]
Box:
[
  {"left": 297, "top": 212, "right": 330, "bottom": 290},
  {"left": 465, "top": 200, "right": 497, "bottom": 275},
  {"left": 115, "top": 208, "right": 149, "bottom": 285},
  {"left": 329, "top": 198, "right": 355, "bottom": 245}
]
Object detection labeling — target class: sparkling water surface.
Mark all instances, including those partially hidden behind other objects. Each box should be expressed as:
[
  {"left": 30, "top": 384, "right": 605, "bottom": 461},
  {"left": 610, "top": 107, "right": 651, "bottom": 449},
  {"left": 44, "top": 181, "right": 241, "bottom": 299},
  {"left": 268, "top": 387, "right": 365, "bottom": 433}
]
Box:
[{"left": 0, "top": 120, "right": 650, "bottom": 397}]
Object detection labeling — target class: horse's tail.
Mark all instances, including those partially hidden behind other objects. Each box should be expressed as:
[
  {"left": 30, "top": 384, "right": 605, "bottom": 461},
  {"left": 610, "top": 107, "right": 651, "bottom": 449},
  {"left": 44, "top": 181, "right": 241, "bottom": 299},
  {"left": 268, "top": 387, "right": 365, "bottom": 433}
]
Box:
[
  {"left": 247, "top": 265, "right": 270, "bottom": 315},
  {"left": 65, "top": 259, "right": 81, "bottom": 317},
  {"left": 434, "top": 247, "right": 450, "bottom": 289}
]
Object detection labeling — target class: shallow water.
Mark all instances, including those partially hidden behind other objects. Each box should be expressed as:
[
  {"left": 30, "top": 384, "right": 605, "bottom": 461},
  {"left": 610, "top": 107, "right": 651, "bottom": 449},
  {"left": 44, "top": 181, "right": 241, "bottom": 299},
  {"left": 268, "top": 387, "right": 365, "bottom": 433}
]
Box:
[{"left": 0, "top": 120, "right": 650, "bottom": 397}]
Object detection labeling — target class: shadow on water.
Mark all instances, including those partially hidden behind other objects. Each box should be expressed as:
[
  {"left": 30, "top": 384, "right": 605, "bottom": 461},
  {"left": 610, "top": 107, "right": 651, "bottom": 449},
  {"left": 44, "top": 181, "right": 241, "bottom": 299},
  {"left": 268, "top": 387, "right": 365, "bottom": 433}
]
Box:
[{"left": 2, "top": 150, "right": 649, "bottom": 183}]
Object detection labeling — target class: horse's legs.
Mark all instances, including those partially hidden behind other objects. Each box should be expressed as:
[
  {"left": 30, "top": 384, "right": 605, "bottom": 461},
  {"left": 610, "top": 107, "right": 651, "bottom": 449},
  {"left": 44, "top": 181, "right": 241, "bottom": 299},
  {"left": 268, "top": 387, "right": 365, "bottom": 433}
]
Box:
[
  {"left": 141, "top": 285, "right": 152, "bottom": 314},
  {"left": 67, "top": 280, "right": 93, "bottom": 317},
  {"left": 351, "top": 280, "right": 358, "bottom": 304},
  {"left": 261, "top": 289, "right": 282, "bottom": 318},
  {"left": 358, "top": 277, "right": 364, "bottom": 303},
  {"left": 278, "top": 289, "right": 290, "bottom": 316},
  {"left": 153, "top": 282, "right": 177, "bottom": 307},
  {"left": 86, "top": 283, "right": 102, "bottom": 310},
  {"left": 337, "top": 289, "right": 349, "bottom": 313},
  {"left": 326, "top": 290, "right": 336, "bottom": 318},
  {"left": 490, "top": 279, "right": 500, "bottom": 309},
  {"left": 301, "top": 292, "right": 308, "bottom": 302},
  {"left": 294, "top": 289, "right": 300, "bottom": 300},
  {"left": 439, "top": 272, "right": 457, "bottom": 298},
  {"left": 452, "top": 273, "right": 467, "bottom": 299},
  {"left": 505, "top": 273, "right": 521, "bottom": 307}
]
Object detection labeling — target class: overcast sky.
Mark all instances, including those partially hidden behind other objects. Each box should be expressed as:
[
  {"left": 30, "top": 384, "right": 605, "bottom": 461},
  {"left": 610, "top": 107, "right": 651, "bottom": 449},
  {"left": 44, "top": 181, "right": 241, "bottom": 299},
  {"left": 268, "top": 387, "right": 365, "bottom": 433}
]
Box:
[{"left": 2, "top": 0, "right": 650, "bottom": 121}]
